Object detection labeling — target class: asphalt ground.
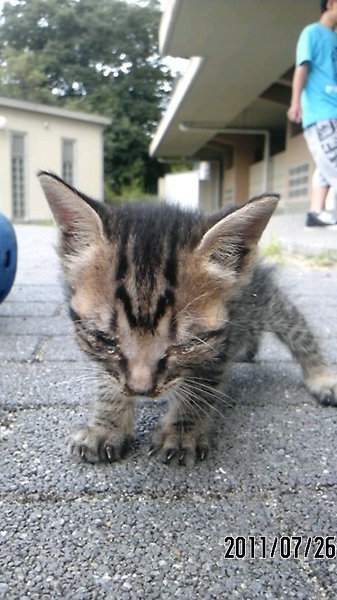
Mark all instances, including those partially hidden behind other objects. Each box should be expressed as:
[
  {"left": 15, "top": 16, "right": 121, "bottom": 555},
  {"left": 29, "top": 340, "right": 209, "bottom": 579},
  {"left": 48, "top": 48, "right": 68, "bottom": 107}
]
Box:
[{"left": 1, "top": 219, "right": 337, "bottom": 599}]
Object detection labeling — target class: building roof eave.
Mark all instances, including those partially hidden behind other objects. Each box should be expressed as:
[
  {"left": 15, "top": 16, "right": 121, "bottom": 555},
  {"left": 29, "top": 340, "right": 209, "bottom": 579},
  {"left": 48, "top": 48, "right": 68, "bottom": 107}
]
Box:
[{"left": 0, "top": 96, "right": 111, "bottom": 126}]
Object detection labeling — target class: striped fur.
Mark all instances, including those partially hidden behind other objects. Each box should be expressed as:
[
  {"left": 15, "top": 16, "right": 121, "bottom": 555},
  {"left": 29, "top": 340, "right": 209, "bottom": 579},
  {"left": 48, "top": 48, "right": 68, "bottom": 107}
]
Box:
[{"left": 38, "top": 172, "right": 337, "bottom": 466}]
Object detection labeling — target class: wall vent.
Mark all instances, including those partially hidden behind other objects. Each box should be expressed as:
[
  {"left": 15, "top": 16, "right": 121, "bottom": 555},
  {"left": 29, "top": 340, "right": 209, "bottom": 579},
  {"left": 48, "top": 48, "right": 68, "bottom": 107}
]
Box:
[{"left": 288, "top": 163, "right": 309, "bottom": 198}]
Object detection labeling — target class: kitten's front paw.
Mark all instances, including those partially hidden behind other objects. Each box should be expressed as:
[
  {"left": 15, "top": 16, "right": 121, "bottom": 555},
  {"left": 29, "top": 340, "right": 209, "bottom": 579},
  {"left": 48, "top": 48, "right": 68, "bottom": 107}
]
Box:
[
  {"left": 304, "top": 370, "right": 337, "bottom": 407},
  {"left": 149, "top": 426, "right": 209, "bottom": 466},
  {"left": 69, "top": 424, "right": 133, "bottom": 463}
]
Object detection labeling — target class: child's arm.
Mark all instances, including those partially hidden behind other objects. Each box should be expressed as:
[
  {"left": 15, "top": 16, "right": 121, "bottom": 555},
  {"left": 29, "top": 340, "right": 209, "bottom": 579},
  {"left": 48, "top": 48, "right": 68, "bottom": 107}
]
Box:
[{"left": 287, "top": 63, "right": 309, "bottom": 123}]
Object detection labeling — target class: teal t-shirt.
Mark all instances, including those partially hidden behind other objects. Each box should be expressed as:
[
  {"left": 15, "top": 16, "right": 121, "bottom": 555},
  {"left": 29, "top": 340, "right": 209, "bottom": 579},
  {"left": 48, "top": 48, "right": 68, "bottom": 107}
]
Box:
[{"left": 296, "top": 23, "right": 337, "bottom": 128}]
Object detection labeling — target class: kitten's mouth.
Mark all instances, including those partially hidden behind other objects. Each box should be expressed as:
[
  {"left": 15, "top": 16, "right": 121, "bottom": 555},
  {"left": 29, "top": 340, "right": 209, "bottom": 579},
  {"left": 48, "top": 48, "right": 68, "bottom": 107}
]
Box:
[
  {"left": 124, "top": 386, "right": 160, "bottom": 399},
  {"left": 123, "top": 380, "right": 177, "bottom": 399}
]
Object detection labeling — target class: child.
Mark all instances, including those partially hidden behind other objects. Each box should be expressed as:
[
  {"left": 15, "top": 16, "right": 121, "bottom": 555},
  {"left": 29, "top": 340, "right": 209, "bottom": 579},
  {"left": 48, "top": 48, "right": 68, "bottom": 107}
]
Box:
[{"left": 288, "top": 0, "right": 337, "bottom": 227}]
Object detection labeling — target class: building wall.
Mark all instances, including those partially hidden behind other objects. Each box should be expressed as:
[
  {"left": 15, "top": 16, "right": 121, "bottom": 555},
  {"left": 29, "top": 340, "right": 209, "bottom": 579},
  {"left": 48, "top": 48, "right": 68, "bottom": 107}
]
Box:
[
  {"left": 0, "top": 105, "right": 106, "bottom": 221},
  {"left": 220, "top": 130, "right": 316, "bottom": 211},
  {"left": 222, "top": 168, "right": 235, "bottom": 206},
  {"left": 160, "top": 161, "right": 222, "bottom": 212},
  {"left": 162, "top": 132, "right": 321, "bottom": 214},
  {"left": 199, "top": 161, "right": 221, "bottom": 212},
  {"left": 270, "top": 152, "right": 287, "bottom": 200},
  {"left": 249, "top": 161, "right": 265, "bottom": 198},
  {"left": 249, "top": 151, "right": 286, "bottom": 200},
  {"left": 160, "top": 170, "right": 199, "bottom": 209}
]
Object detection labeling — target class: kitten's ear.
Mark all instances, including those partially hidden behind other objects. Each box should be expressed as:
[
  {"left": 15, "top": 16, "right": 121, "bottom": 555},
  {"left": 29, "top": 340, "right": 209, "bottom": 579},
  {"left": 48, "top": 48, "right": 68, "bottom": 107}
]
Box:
[
  {"left": 197, "top": 194, "right": 279, "bottom": 272},
  {"left": 38, "top": 171, "right": 104, "bottom": 247}
]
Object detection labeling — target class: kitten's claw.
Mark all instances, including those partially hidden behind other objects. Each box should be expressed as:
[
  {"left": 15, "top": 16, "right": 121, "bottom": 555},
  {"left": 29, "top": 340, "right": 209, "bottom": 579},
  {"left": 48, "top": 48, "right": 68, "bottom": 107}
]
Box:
[
  {"left": 149, "top": 427, "right": 210, "bottom": 466},
  {"left": 163, "top": 449, "right": 177, "bottom": 464},
  {"left": 196, "top": 445, "right": 208, "bottom": 462},
  {"left": 317, "top": 392, "right": 337, "bottom": 407},
  {"left": 104, "top": 444, "right": 115, "bottom": 462},
  {"left": 79, "top": 445, "right": 86, "bottom": 460},
  {"left": 178, "top": 451, "right": 186, "bottom": 466},
  {"left": 69, "top": 424, "right": 133, "bottom": 464}
]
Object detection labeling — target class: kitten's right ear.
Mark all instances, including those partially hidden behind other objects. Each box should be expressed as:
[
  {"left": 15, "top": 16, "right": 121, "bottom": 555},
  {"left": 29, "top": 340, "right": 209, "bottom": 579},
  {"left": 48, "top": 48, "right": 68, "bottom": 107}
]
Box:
[
  {"left": 38, "top": 171, "right": 104, "bottom": 246},
  {"left": 196, "top": 193, "right": 279, "bottom": 277}
]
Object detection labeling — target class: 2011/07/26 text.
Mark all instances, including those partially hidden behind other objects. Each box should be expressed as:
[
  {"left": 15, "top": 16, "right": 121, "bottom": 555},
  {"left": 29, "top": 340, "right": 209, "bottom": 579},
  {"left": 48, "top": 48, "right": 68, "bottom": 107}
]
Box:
[{"left": 223, "top": 536, "right": 337, "bottom": 559}]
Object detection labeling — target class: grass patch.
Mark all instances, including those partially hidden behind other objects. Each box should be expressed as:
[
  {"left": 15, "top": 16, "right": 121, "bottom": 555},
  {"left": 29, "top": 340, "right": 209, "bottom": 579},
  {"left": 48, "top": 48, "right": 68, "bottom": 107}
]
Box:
[
  {"left": 260, "top": 234, "right": 284, "bottom": 264},
  {"left": 305, "top": 249, "right": 337, "bottom": 267},
  {"left": 260, "top": 235, "right": 337, "bottom": 268}
]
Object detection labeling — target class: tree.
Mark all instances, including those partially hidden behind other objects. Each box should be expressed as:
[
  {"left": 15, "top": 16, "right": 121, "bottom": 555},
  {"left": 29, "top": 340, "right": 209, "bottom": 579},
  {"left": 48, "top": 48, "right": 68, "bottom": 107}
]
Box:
[
  {"left": 0, "top": 47, "right": 54, "bottom": 103},
  {"left": 0, "top": 0, "right": 172, "bottom": 196}
]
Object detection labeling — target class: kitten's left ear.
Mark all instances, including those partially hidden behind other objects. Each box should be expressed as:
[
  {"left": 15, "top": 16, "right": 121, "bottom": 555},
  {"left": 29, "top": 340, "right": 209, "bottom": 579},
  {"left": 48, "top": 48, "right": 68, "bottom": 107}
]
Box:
[
  {"left": 38, "top": 171, "right": 104, "bottom": 246},
  {"left": 197, "top": 193, "right": 279, "bottom": 271}
]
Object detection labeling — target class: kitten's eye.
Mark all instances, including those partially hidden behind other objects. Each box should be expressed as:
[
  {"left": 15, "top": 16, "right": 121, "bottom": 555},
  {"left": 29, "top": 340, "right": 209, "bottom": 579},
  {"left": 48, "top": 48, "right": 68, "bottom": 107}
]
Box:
[
  {"left": 157, "top": 356, "right": 167, "bottom": 373},
  {"left": 172, "top": 329, "right": 224, "bottom": 356},
  {"left": 171, "top": 340, "right": 197, "bottom": 355},
  {"left": 83, "top": 329, "right": 118, "bottom": 354},
  {"left": 94, "top": 331, "right": 118, "bottom": 353}
]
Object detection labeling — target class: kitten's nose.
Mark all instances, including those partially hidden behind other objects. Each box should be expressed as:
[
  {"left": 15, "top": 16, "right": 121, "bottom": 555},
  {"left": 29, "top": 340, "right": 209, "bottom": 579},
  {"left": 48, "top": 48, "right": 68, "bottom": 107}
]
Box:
[
  {"left": 127, "top": 365, "right": 154, "bottom": 396},
  {"left": 127, "top": 383, "right": 153, "bottom": 396}
]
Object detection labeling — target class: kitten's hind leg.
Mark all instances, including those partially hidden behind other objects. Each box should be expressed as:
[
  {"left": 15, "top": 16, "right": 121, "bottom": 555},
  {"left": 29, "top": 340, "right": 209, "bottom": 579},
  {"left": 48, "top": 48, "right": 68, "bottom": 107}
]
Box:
[
  {"left": 270, "top": 292, "right": 337, "bottom": 406},
  {"left": 239, "top": 336, "right": 260, "bottom": 362},
  {"left": 70, "top": 394, "right": 135, "bottom": 463}
]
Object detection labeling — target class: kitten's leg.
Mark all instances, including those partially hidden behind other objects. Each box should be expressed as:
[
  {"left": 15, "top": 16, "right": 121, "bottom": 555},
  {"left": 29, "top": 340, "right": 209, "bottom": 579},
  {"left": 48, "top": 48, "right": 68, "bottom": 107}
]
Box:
[
  {"left": 70, "top": 394, "right": 135, "bottom": 463},
  {"left": 239, "top": 335, "right": 260, "bottom": 362},
  {"left": 270, "top": 292, "right": 337, "bottom": 406},
  {"left": 149, "top": 381, "right": 222, "bottom": 465}
]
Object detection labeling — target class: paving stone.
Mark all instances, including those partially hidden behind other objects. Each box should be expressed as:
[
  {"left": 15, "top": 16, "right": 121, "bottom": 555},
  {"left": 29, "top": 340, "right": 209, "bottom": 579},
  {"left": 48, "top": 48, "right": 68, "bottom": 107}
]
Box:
[{"left": 1, "top": 225, "right": 337, "bottom": 599}]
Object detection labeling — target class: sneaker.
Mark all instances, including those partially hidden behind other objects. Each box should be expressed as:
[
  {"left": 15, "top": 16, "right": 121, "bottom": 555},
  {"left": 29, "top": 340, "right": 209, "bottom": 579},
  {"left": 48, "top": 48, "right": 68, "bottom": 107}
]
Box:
[{"left": 306, "top": 211, "right": 337, "bottom": 227}]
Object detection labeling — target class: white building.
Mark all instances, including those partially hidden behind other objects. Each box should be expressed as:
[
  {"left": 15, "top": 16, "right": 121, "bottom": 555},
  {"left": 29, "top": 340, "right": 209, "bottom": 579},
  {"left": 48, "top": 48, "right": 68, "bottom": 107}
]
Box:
[
  {"left": 0, "top": 97, "right": 111, "bottom": 222},
  {"left": 151, "top": 0, "right": 324, "bottom": 212}
]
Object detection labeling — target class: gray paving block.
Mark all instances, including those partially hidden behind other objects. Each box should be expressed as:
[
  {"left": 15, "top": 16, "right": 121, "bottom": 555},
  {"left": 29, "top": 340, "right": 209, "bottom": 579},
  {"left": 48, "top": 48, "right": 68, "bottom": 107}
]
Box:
[
  {"left": 0, "top": 336, "right": 40, "bottom": 362},
  {"left": 0, "top": 315, "right": 71, "bottom": 336},
  {"left": 0, "top": 363, "right": 97, "bottom": 409},
  {"left": 1, "top": 363, "right": 337, "bottom": 498},
  {"left": 2, "top": 228, "right": 337, "bottom": 600},
  {"left": 41, "top": 335, "right": 86, "bottom": 362},
  {"left": 0, "top": 301, "right": 62, "bottom": 318},
  {"left": 1, "top": 490, "right": 335, "bottom": 600},
  {"left": 6, "top": 284, "right": 64, "bottom": 303}
]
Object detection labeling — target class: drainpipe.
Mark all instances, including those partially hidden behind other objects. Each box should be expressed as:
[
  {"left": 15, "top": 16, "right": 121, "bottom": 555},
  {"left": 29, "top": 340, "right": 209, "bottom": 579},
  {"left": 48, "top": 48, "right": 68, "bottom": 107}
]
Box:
[{"left": 179, "top": 123, "right": 271, "bottom": 193}]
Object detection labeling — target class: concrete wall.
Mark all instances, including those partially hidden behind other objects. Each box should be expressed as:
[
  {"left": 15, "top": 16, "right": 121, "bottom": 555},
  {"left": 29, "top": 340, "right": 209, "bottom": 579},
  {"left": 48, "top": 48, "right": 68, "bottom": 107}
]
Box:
[
  {"left": 220, "top": 130, "right": 317, "bottom": 211},
  {"left": 163, "top": 132, "right": 317, "bottom": 214},
  {"left": 161, "top": 170, "right": 199, "bottom": 209},
  {"left": 160, "top": 161, "right": 222, "bottom": 212},
  {"left": 199, "top": 161, "right": 221, "bottom": 212},
  {"left": 0, "top": 103, "right": 107, "bottom": 221},
  {"left": 249, "top": 152, "right": 286, "bottom": 200}
]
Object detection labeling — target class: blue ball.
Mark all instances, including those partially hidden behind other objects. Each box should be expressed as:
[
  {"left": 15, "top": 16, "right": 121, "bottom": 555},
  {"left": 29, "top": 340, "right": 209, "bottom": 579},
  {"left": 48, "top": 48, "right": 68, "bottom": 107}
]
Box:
[{"left": 0, "top": 213, "right": 17, "bottom": 303}]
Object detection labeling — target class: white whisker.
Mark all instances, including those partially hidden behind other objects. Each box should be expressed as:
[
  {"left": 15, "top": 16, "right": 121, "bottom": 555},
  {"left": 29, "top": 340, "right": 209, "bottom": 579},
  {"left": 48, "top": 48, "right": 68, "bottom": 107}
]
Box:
[
  {"left": 179, "top": 384, "right": 229, "bottom": 421},
  {"left": 183, "top": 377, "right": 236, "bottom": 406},
  {"left": 174, "top": 387, "right": 213, "bottom": 422}
]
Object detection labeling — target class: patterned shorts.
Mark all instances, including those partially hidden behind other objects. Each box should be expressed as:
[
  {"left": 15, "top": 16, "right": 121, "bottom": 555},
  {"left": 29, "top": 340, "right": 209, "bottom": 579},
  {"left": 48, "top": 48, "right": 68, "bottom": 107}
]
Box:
[{"left": 304, "top": 118, "right": 337, "bottom": 190}]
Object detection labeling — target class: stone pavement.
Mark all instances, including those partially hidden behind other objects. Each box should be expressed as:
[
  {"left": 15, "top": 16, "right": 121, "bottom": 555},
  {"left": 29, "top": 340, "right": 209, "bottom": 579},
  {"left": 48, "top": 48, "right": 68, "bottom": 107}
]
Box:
[
  {"left": 262, "top": 206, "right": 337, "bottom": 257},
  {"left": 1, "top": 220, "right": 337, "bottom": 599}
]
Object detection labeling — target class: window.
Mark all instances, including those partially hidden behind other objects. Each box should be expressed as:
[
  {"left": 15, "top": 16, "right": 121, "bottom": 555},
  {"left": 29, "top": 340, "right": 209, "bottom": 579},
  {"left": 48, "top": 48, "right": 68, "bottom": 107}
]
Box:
[
  {"left": 288, "top": 163, "right": 309, "bottom": 198},
  {"left": 11, "top": 133, "right": 26, "bottom": 220},
  {"left": 62, "top": 139, "right": 75, "bottom": 185}
]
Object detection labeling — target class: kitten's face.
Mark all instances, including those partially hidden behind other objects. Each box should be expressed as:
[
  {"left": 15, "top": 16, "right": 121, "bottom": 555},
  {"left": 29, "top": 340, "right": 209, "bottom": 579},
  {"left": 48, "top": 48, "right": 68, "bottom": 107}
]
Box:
[
  {"left": 67, "top": 240, "right": 232, "bottom": 397},
  {"left": 38, "top": 172, "right": 278, "bottom": 398}
]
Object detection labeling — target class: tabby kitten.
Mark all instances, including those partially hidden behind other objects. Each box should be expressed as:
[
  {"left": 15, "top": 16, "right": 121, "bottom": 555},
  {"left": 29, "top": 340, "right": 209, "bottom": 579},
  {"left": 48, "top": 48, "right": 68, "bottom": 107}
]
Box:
[{"left": 38, "top": 171, "right": 337, "bottom": 465}]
